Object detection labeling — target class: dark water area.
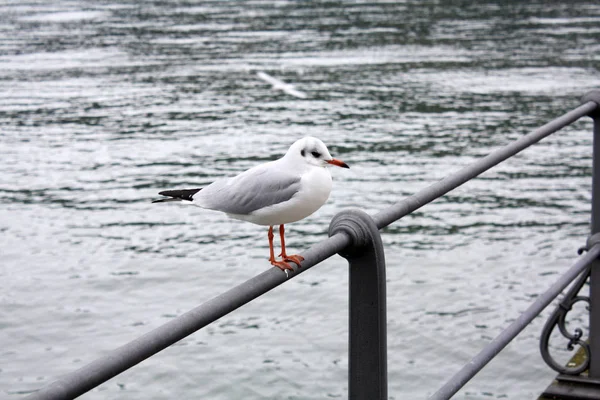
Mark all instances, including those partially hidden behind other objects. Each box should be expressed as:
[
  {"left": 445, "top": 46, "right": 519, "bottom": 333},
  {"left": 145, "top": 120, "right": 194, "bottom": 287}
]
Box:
[{"left": 1, "top": 1, "right": 600, "bottom": 399}]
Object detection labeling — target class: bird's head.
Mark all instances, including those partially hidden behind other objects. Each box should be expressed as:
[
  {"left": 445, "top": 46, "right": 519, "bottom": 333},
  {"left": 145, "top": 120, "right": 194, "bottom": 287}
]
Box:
[{"left": 285, "top": 136, "right": 349, "bottom": 169}]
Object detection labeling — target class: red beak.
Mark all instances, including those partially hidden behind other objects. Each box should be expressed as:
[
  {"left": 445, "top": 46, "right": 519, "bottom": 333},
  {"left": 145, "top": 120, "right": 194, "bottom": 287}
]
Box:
[{"left": 326, "top": 158, "right": 350, "bottom": 169}]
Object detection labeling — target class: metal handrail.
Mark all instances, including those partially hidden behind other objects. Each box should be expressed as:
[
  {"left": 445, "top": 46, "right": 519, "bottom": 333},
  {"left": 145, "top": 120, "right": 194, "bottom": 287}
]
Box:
[
  {"left": 24, "top": 91, "right": 600, "bottom": 400},
  {"left": 430, "top": 242, "right": 600, "bottom": 400},
  {"left": 373, "top": 100, "right": 598, "bottom": 229}
]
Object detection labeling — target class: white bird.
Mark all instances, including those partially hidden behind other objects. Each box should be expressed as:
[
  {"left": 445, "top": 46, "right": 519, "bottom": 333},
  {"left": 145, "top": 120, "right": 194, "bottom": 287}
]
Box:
[
  {"left": 153, "top": 137, "right": 349, "bottom": 271},
  {"left": 257, "top": 71, "right": 308, "bottom": 99}
]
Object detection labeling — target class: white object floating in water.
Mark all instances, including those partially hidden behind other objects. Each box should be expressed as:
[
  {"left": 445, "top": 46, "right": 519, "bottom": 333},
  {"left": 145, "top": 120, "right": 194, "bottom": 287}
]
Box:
[{"left": 256, "top": 71, "right": 307, "bottom": 99}]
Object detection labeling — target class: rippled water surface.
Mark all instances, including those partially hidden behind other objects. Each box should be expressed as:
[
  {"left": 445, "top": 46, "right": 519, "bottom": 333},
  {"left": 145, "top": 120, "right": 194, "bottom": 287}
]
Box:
[{"left": 2, "top": 1, "right": 600, "bottom": 399}]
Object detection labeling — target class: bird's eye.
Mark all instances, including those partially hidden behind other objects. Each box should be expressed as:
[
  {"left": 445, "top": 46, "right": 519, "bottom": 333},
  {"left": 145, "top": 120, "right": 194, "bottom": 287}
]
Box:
[
  {"left": 301, "top": 149, "right": 306, "bottom": 157},
  {"left": 311, "top": 151, "right": 321, "bottom": 158}
]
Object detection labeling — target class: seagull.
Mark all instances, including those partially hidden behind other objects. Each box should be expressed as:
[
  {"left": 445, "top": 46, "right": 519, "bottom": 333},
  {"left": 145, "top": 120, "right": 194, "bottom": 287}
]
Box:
[
  {"left": 153, "top": 137, "right": 349, "bottom": 271},
  {"left": 256, "top": 71, "right": 308, "bottom": 99}
]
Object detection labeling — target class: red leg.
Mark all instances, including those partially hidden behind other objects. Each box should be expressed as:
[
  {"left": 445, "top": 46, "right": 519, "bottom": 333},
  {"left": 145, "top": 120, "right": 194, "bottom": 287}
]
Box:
[
  {"left": 268, "top": 226, "right": 293, "bottom": 271},
  {"left": 277, "top": 224, "right": 285, "bottom": 257},
  {"left": 278, "top": 224, "right": 304, "bottom": 266}
]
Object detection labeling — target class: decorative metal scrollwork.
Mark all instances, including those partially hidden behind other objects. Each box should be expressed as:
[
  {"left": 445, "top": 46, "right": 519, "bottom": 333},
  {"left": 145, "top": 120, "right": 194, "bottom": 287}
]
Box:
[{"left": 540, "top": 263, "right": 591, "bottom": 375}]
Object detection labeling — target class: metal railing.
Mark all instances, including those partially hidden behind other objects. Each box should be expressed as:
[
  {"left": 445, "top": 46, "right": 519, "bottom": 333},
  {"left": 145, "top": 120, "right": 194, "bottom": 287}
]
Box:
[{"left": 24, "top": 90, "right": 600, "bottom": 400}]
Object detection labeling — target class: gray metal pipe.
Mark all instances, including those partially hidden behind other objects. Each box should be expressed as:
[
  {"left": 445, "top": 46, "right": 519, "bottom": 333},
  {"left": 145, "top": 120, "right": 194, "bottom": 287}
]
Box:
[
  {"left": 329, "top": 209, "right": 388, "bottom": 400},
  {"left": 589, "top": 105, "right": 600, "bottom": 377},
  {"left": 24, "top": 232, "right": 351, "bottom": 400},
  {"left": 373, "top": 101, "right": 598, "bottom": 230},
  {"left": 429, "top": 243, "right": 600, "bottom": 400}
]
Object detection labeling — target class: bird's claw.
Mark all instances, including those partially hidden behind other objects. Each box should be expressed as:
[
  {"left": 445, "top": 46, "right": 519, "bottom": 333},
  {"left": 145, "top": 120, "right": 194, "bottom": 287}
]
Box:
[
  {"left": 271, "top": 254, "right": 304, "bottom": 272},
  {"left": 283, "top": 254, "right": 304, "bottom": 266},
  {"left": 271, "top": 260, "right": 295, "bottom": 271}
]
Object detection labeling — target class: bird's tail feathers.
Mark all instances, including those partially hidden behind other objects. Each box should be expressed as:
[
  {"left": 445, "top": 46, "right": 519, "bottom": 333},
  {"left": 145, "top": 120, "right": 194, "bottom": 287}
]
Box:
[{"left": 152, "top": 188, "right": 202, "bottom": 203}]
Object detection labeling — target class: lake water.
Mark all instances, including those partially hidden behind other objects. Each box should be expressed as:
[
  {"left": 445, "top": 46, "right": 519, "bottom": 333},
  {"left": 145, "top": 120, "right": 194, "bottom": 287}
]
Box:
[{"left": 2, "top": 1, "right": 600, "bottom": 399}]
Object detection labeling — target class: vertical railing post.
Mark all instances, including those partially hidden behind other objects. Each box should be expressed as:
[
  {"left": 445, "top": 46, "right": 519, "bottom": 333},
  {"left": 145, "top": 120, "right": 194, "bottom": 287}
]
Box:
[
  {"left": 585, "top": 90, "right": 600, "bottom": 378},
  {"left": 329, "top": 209, "right": 387, "bottom": 400}
]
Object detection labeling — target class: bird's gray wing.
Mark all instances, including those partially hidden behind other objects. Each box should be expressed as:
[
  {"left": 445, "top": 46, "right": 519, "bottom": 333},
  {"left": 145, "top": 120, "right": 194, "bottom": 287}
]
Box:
[{"left": 194, "top": 163, "right": 301, "bottom": 215}]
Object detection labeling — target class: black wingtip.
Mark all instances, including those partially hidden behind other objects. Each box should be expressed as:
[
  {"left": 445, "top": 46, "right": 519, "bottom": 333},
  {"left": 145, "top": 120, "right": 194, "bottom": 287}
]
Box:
[{"left": 153, "top": 188, "right": 202, "bottom": 203}]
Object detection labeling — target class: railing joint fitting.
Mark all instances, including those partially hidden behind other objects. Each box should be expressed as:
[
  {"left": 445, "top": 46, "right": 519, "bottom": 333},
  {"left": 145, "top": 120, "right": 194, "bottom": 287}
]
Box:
[
  {"left": 582, "top": 90, "right": 600, "bottom": 118},
  {"left": 579, "top": 233, "right": 600, "bottom": 255},
  {"left": 328, "top": 208, "right": 381, "bottom": 258}
]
